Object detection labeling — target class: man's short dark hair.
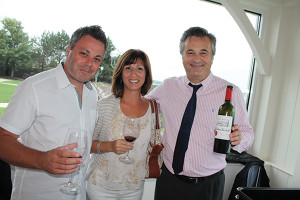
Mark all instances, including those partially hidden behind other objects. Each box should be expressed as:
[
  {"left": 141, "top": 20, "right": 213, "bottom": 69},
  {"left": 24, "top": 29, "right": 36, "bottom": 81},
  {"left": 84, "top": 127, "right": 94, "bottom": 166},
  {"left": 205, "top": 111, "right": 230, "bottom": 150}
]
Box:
[{"left": 69, "top": 25, "right": 108, "bottom": 54}]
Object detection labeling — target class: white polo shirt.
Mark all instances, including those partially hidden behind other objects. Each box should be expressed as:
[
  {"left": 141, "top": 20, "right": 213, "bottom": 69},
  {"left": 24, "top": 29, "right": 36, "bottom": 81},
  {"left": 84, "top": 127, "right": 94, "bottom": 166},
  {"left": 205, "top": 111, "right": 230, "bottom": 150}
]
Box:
[{"left": 0, "top": 64, "right": 98, "bottom": 200}]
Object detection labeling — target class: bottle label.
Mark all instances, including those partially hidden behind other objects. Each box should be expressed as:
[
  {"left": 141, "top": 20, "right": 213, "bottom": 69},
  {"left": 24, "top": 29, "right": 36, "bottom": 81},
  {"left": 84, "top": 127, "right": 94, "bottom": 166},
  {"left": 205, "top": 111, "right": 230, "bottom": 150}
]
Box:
[{"left": 215, "top": 115, "right": 233, "bottom": 140}]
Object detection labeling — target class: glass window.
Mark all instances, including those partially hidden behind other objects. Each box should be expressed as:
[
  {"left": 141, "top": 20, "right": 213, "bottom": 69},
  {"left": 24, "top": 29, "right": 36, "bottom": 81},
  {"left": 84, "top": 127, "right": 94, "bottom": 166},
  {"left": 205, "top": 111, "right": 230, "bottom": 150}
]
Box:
[{"left": 0, "top": 0, "right": 261, "bottom": 109}]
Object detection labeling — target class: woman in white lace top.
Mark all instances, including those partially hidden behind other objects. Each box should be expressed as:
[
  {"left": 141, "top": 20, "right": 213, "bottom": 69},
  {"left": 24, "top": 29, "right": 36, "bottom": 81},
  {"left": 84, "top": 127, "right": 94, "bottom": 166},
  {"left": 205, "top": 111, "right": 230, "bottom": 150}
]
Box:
[{"left": 86, "top": 49, "right": 153, "bottom": 199}]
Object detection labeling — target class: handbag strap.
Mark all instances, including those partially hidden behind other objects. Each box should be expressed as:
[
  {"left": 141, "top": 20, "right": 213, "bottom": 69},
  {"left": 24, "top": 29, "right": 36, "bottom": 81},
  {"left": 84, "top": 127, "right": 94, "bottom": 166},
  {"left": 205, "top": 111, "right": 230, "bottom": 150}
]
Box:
[
  {"left": 149, "top": 99, "right": 159, "bottom": 130},
  {"left": 149, "top": 99, "right": 155, "bottom": 114},
  {"left": 149, "top": 99, "right": 160, "bottom": 145},
  {"left": 153, "top": 99, "right": 160, "bottom": 130}
]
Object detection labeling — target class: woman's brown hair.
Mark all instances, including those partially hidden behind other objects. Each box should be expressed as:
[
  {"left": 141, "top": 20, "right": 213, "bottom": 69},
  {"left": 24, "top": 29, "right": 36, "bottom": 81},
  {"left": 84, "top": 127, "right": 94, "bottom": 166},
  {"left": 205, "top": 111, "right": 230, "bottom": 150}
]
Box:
[{"left": 111, "top": 49, "right": 153, "bottom": 98}]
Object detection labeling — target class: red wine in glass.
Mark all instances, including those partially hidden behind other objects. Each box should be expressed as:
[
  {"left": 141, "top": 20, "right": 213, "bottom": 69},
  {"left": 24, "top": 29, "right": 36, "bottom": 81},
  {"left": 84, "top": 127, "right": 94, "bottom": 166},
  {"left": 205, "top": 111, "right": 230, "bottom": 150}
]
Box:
[
  {"left": 124, "top": 136, "right": 137, "bottom": 142},
  {"left": 119, "top": 117, "right": 141, "bottom": 164}
]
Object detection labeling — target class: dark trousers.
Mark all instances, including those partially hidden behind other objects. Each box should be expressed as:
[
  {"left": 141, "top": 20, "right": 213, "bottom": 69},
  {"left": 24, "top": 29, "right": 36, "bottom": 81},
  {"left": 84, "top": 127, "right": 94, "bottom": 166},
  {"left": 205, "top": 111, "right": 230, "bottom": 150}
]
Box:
[
  {"left": 0, "top": 159, "right": 12, "bottom": 200},
  {"left": 155, "top": 164, "right": 225, "bottom": 200}
]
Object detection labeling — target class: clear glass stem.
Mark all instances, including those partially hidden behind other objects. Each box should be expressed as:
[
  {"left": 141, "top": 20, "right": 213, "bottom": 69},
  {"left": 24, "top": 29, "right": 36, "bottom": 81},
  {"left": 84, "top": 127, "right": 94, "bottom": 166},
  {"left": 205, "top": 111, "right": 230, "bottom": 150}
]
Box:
[
  {"left": 125, "top": 150, "right": 130, "bottom": 158},
  {"left": 66, "top": 165, "right": 81, "bottom": 186},
  {"left": 68, "top": 172, "right": 75, "bottom": 184},
  {"left": 119, "top": 149, "right": 134, "bottom": 164}
]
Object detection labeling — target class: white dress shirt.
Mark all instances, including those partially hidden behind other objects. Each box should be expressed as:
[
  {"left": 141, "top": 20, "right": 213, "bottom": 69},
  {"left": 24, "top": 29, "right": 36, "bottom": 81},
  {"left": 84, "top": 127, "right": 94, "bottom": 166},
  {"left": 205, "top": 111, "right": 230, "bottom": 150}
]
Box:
[
  {"left": 0, "top": 64, "right": 98, "bottom": 200},
  {"left": 147, "top": 73, "right": 254, "bottom": 177}
]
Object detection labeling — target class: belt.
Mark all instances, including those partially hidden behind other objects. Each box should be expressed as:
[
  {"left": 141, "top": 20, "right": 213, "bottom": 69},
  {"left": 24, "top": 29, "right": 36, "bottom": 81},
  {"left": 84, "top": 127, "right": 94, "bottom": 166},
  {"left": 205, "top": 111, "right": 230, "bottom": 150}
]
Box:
[{"left": 175, "top": 170, "right": 224, "bottom": 184}]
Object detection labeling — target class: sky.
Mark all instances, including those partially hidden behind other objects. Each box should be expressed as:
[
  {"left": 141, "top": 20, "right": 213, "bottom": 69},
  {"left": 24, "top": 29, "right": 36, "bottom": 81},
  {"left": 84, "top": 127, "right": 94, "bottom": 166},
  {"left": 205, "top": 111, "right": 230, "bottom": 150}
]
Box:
[{"left": 0, "top": 0, "right": 257, "bottom": 92}]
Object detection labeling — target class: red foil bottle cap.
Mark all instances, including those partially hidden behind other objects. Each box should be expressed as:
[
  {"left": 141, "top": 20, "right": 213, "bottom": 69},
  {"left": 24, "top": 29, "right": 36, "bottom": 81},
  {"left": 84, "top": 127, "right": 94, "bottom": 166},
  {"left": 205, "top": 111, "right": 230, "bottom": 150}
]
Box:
[{"left": 225, "top": 86, "right": 233, "bottom": 100}]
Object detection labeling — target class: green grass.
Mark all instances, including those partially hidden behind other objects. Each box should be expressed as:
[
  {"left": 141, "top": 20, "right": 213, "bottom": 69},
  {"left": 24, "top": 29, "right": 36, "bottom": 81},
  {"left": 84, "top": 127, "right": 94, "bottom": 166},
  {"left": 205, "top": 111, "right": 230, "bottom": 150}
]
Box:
[
  {"left": 0, "top": 107, "right": 6, "bottom": 119},
  {"left": 0, "top": 79, "right": 20, "bottom": 118},
  {"left": 0, "top": 84, "right": 17, "bottom": 102}
]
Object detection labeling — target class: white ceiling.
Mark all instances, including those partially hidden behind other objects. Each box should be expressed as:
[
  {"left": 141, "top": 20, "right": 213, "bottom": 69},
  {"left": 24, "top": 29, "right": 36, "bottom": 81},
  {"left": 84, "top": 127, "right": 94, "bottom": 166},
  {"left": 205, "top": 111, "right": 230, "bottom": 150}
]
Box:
[{"left": 202, "top": 0, "right": 300, "bottom": 7}]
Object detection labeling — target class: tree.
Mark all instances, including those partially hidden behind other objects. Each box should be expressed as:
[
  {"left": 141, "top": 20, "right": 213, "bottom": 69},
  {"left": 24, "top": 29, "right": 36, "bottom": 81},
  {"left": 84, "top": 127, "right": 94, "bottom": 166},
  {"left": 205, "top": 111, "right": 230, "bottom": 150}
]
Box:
[
  {"left": 0, "top": 29, "right": 7, "bottom": 72},
  {"left": 0, "top": 17, "right": 32, "bottom": 78},
  {"left": 96, "top": 37, "right": 120, "bottom": 83},
  {"left": 0, "top": 18, "right": 118, "bottom": 80},
  {"left": 32, "top": 30, "right": 69, "bottom": 71}
]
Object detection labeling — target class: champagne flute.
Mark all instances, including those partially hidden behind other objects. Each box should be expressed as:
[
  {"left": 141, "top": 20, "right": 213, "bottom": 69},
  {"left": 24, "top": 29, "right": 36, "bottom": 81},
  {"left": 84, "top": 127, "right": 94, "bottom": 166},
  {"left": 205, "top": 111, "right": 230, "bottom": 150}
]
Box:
[
  {"left": 119, "top": 117, "right": 141, "bottom": 164},
  {"left": 60, "top": 128, "right": 87, "bottom": 195}
]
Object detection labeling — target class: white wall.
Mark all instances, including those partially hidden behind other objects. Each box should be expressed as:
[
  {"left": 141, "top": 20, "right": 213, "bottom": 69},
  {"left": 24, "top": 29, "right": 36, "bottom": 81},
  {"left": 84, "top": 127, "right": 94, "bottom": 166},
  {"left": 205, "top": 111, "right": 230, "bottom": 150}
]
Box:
[{"left": 224, "top": 0, "right": 300, "bottom": 188}]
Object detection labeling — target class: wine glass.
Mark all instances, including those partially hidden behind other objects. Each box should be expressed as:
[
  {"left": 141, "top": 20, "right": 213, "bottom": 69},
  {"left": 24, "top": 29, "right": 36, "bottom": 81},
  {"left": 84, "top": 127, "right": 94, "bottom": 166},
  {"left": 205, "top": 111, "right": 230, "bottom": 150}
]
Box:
[
  {"left": 119, "top": 117, "right": 141, "bottom": 164},
  {"left": 60, "top": 128, "right": 88, "bottom": 195}
]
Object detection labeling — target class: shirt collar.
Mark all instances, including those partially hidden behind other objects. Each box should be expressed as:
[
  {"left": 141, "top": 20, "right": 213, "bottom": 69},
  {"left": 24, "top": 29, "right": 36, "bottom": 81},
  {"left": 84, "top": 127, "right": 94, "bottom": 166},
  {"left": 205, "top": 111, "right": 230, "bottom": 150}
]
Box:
[
  {"left": 184, "top": 72, "right": 214, "bottom": 89},
  {"left": 55, "top": 62, "right": 93, "bottom": 90},
  {"left": 201, "top": 72, "right": 214, "bottom": 90}
]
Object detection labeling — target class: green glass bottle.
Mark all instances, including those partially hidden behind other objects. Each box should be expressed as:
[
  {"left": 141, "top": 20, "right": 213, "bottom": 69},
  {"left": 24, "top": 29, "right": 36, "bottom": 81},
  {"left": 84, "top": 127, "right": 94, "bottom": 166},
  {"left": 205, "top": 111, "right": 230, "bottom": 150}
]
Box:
[{"left": 213, "top": 85, "right": 235, "bottom": 154}]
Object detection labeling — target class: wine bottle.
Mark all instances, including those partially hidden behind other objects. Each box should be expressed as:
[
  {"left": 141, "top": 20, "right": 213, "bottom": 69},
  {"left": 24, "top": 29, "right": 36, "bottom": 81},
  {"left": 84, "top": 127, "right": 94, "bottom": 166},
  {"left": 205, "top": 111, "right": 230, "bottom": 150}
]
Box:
[{"left": 213, "top": 85, "right": 235, "bottom": 154}]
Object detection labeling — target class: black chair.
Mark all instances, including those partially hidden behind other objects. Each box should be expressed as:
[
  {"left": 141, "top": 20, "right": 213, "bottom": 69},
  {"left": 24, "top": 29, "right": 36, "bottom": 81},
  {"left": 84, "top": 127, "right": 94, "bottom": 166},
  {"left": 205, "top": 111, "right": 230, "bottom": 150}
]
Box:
[
  {"left": 0, "top": 159, "right": 12, "bottom": 200},
  {"left": 226, "top": 150, "right": 270, "bottom": 200},
  {"left": 236, "top": 187, "right": 300, "bottom": 200}
]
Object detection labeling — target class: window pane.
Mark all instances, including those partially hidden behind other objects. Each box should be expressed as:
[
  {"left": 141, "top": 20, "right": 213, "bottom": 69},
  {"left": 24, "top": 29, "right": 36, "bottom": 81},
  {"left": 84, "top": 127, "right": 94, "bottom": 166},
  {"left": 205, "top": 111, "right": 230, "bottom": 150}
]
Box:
[{"left": 0, "top": 0, "right": 260, "bottom": 107}]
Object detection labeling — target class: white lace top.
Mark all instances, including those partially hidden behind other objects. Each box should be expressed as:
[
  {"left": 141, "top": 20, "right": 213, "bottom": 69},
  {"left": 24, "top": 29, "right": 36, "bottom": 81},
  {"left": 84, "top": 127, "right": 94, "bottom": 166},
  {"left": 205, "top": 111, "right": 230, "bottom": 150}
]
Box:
[{"left": 89, "top": 103, "right": 152, "bottom": 190}]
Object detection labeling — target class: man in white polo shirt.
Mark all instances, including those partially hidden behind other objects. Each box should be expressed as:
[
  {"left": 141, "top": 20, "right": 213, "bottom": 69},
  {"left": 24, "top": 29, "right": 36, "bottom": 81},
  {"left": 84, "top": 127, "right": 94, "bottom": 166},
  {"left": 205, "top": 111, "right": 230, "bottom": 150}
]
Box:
[{"left": 0, "top": 25, "right": 107, "bottom": 200}]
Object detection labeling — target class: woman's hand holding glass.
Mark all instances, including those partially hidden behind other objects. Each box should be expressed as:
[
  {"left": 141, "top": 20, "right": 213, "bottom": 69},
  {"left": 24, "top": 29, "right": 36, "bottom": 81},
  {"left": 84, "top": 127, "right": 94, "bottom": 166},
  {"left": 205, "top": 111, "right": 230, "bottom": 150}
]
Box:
[
  {"left": 119, "top": 117, "right": 141, "bottom": 164},
  {"left": 111, "top": 139, "right": 134, "bottom": 155}
]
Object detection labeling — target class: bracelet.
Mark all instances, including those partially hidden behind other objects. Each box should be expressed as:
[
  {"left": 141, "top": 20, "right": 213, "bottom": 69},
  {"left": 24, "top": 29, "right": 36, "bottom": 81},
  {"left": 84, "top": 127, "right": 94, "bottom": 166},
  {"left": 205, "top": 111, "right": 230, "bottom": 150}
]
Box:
[{"left": 96, "top": 141, "right": 102, "bottom": 154}]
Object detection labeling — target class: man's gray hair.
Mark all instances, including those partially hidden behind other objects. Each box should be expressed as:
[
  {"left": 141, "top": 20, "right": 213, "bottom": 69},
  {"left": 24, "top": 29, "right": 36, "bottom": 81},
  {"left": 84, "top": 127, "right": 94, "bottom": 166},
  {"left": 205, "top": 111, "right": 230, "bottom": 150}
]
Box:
[{"left": 179, "top": 27, "right": 216, "bottom": 58}]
